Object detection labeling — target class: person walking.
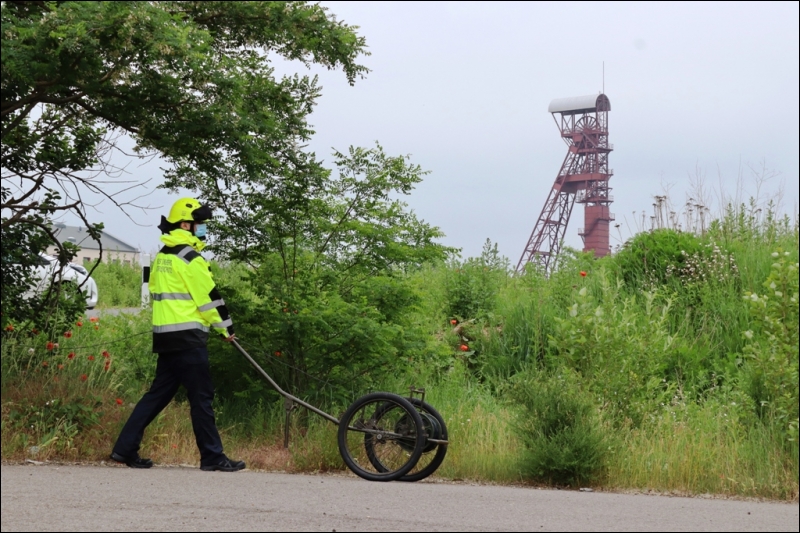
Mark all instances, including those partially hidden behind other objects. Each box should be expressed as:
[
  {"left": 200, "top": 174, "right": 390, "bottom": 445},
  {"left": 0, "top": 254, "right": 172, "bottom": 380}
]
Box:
[{"left": 111, "top": 198, "right": 245, "bottom": 472}]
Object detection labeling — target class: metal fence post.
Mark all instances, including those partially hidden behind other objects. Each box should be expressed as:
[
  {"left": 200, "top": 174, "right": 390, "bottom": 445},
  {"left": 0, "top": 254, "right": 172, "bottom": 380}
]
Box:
[{"left": 141, "top": 253, "right": 151, "bottom": 307}]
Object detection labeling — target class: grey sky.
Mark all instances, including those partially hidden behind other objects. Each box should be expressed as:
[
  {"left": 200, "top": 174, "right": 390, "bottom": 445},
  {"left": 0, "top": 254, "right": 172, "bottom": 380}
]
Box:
[{"left": 60, "top": 1, "right": 800, "bottom": 260}]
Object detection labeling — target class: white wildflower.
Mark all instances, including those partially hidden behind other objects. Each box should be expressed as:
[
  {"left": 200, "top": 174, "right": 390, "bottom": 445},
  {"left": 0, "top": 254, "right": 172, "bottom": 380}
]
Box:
[
  {"left": 744, "top": 330, "right": 753, "bottom": 339},
  {"left": 784, "top": 252, "right": 790, "bottom": 256},
  {"left": 769, "top": 282, "right": 777, "bottom": 289},
  {"left": 750, "top": 293, "right": 759, "bottom": 301},
  {"left": 771, "top": 252, "right": 779, "bottom": 258},
  {"left": 775, "top": 291, "right": 783, "bottom": 297},
  {"left": 570, "top": 304, "right": 578, "bottom": 317},
  {"left": 595, "top": 307, "right": 603, "bottom": 318},
  {"left": 28, "top": 348, "right": 35, "bottom": 354},
  {"left": 579, "top": 287, "right": 587, "bottom": 297}
]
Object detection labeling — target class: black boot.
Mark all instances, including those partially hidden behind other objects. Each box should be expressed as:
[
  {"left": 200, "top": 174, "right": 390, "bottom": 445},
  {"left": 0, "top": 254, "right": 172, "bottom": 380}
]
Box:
[
  {"left": 110, "top": 452, "right": 154, "bottom": 469},
  {"left": 200, "top": 456, "right": 245, "bottom": 472}
]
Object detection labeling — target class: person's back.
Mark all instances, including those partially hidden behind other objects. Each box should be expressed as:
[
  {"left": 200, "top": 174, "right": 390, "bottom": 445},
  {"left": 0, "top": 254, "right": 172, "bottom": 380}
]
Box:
[{"left": 150, "top": 227, "right": 232, "bottom": 353}]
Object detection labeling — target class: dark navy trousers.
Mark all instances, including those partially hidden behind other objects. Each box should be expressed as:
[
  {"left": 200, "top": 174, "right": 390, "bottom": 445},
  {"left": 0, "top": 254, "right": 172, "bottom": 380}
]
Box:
[{"left": 113, "top": 346, "right": 224, "bottom": 466}]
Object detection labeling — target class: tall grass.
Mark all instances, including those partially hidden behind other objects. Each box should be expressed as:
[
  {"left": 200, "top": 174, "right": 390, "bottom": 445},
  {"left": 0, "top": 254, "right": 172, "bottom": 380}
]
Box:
[
  {"left": 89, "top": 261, "right": 142, "bottom": 308},
  {"left": 606, "top": 405, "right": 799, "bottom": 500}
]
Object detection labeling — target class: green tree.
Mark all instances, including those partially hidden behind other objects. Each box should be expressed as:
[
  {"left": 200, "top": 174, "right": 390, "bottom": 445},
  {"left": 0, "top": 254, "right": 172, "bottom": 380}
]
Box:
[
  {"left": 1, "top": 1, "right": 369, "bottom": 324},
  {"left": 210, "top": 144, "right": 452, "bottom": 404}
]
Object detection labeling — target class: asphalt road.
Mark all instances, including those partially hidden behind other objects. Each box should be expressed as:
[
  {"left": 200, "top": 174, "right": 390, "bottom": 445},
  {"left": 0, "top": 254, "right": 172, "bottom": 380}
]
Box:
[{"left": 1, "top": 464, "right": 797, "bottom": 532}]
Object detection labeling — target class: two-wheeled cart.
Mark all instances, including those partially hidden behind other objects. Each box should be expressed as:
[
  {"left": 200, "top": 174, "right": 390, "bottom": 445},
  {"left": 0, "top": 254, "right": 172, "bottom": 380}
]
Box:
[{"left": 233, "top": 340, "right": 449, "bottom": 482}]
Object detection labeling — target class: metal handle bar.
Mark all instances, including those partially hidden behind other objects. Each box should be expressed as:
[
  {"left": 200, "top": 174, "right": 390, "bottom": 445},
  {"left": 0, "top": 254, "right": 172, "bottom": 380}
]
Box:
[
  {"left": 232, "top": 339, "right": 340, "bottom": 425},
  {"left": 232, "top": 339, "right": 448, "bottom": 444}
]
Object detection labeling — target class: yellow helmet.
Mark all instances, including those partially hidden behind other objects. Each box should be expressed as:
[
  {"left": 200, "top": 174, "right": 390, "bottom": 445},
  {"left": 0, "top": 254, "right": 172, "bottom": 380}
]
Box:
[{"left": 166, "top": 198, "right": 212, "bottom": 223}]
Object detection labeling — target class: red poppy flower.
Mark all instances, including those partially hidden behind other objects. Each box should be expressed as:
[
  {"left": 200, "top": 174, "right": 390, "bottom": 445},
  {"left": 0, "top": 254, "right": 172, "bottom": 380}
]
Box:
[
  {"left": 46, "top": 342, "right": 55, "bottom": 351},
  {"left": 80, "top": 374, "right": 87, "bottom": 381},
  {"left": 450, "top": 319, "right": 457, "bottom": 325},
  {"left": 274, "top": 351, "right": 281, "bottom": 357},
  {"left": 104, "top": 361, "right": 110, "bottom": 371},
  {"left": 88, "top": 355, "right": 95, "bottom": 361},
  {"left": 67, "top": 352, "right": 75, "bottom": 360},
  {"left": 90, "top": 316, "right": 99, "bottom": 323},
  {"left": 4, "top": 324, "right": 13, "bottom": 332},
  {"left": 42, "top": 361, "right": 49, "bottom": 367},
  {"left": 31, "top": 328, "right": 39, "bottom": 335},
  {"left": 115, "top": 398, "right": 123, "bottom": 405},
  {"left": 580, "top": 271, "right": 587, "bottom": 277},
  {"left": 76, "top": 321, "right": 83, "bottom": 327},
  {"left": 58, "top": 364, "right": 64, "bottom": 370},
  {"left": 64, "top": 331, "right": 72, "bottom": 338},
  {"left": 102, "top": 351, "right": 110, "bottom": 358},
  {"left": 460, "top": 344, "right": 469, "bottom": 352},
  {"left": 171, "top": 444, "right": 178, "bottom": 449},
  {"left": 94, "top": 325, "right": 100, "bottom": 330}
]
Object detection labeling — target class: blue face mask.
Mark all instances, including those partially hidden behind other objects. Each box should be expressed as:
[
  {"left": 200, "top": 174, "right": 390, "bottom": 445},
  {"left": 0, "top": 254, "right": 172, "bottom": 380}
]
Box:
[{"left": 194, "top": 223, "right": 207, "bottom": 240}]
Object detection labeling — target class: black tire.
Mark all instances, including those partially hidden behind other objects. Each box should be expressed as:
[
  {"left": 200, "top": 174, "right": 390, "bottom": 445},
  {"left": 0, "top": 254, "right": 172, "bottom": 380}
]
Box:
[
  {"left": 369, "top": 399, "right": 449, "bottom": 482},
  {"left": 337, "top": 392, "right": 425, "bottom": 482},
  {"left": 398, "top": 399, "right": 448, "bottom": 482}
]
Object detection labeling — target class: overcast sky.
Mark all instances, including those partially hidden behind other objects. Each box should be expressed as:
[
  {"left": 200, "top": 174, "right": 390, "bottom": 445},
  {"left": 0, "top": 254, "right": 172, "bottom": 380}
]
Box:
[{"left": 61, "top": 1, "right": 799, "bottom": 261}]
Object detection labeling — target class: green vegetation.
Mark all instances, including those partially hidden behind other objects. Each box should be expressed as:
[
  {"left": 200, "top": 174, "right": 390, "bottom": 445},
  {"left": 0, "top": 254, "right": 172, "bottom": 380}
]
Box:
[
  {"left": 2, "top": 201, "right": 797, "bottom": 500},
  {"left": 511, "top": 369, "right": 606, "bottom": 486},
  {"left": 89, "top": 261, "right": 142, "bottom": 309},
  {"left": 1, "top": 0, "right": 796, "bottom": 502}
]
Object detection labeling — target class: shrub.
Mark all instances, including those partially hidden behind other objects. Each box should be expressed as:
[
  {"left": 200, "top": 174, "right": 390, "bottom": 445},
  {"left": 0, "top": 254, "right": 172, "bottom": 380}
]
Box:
[
  {"left": 511, "top": 369, "right": 606, "bottom": 486},
  {"left": 614, "top": 229, "right": 705, "bottom": 289},
  {"left": 443, "top": 239, "right": 507, "bottom": 321}
]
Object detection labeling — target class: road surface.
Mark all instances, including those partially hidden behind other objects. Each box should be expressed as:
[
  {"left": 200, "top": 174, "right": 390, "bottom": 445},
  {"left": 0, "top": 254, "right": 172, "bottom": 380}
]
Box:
[{"left": 1, "top": 464, "right": 797, "bottom": 532}]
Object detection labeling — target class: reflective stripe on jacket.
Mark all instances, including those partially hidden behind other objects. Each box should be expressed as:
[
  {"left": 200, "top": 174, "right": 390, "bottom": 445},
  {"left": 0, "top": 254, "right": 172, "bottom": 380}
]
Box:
[{"left": 150, "top": 229, "right": 234, "bottom": 353}]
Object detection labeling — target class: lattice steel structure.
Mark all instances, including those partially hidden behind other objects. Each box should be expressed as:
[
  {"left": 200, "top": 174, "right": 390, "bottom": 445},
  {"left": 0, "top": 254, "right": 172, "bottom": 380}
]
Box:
[{"left": 516, "top": 93, "right": 614, "bottom": 274}]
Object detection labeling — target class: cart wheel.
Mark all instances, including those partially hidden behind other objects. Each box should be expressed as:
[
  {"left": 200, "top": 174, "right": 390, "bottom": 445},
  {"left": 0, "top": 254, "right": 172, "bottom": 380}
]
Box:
[
  {"left": 368, "top": 399, "right": 449, "bottom": 482},
  {"left": 337, "top": 392, "right": 425, "bottom": 482}
]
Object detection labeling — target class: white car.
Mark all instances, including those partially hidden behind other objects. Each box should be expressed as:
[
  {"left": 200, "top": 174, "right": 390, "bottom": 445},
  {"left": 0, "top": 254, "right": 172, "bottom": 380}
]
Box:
[
  {"left": 68, "top": 263, "right": 99, "bottom": 309},
  {"left": 29, "top": 253, "right": 99, "bottom": 309}
]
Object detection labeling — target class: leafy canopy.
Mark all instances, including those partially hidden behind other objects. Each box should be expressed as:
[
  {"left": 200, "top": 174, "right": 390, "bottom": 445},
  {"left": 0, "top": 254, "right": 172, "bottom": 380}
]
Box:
[{"left": 1, "top": 1, "right": 369, "bottom": 325}]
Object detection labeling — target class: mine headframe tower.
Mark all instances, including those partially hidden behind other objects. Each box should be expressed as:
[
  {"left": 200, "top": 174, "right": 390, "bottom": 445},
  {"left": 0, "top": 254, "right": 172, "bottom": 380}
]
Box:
[{"left": 516, "top": 93, "right": 614, "bottom": 275}]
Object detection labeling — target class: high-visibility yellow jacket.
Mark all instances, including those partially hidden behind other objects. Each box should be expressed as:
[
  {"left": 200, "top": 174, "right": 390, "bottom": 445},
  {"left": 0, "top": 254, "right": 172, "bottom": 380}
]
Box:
[{"left": 150, "top": 229, "right": 234, "bottom": 353}]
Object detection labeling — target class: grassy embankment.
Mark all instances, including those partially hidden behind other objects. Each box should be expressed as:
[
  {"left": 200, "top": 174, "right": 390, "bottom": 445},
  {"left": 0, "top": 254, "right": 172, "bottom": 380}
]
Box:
[{"left": 2, "top": 207, "right": 797, "bottom": 500}]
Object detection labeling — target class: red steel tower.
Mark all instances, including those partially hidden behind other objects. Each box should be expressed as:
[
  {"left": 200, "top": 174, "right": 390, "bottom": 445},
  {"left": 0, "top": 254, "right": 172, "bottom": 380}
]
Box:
[{"left": 516, "top": 93, "right": 614, "bottom": 274}]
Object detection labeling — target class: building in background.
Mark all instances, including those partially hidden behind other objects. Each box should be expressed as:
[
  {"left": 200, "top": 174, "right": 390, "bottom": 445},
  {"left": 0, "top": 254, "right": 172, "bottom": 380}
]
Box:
[{"left": 48, "top": 223, "right": 139, "bottom": 265}]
